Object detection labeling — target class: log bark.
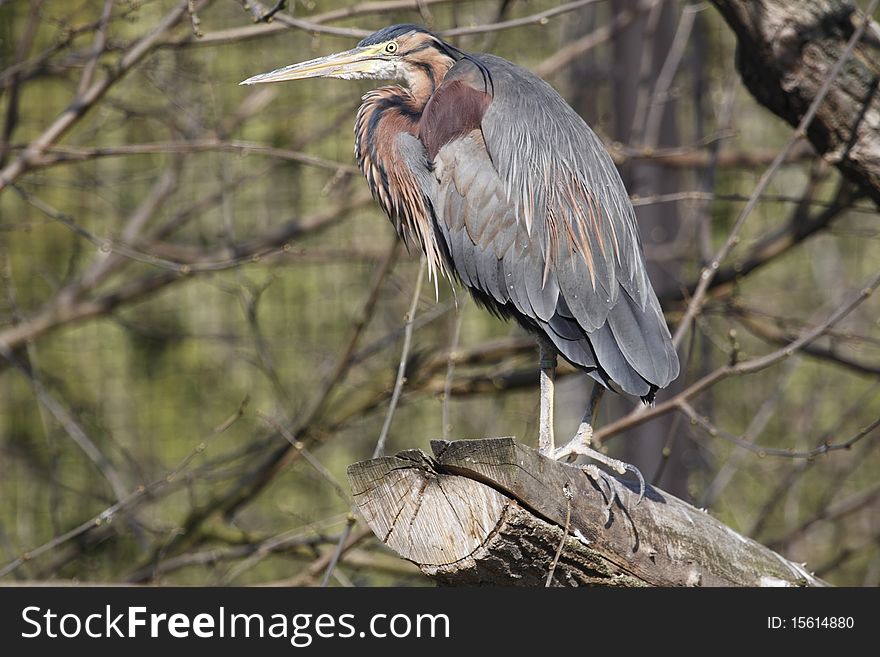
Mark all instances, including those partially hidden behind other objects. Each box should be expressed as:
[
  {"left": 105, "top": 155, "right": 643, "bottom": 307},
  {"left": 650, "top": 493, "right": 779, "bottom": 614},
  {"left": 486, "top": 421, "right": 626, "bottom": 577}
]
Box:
[
  {"left": 347, "top": 438, "right": 826, "bottom": 586},
  {"left": 710, "top": 0, "right": 880, "bottom": 203}
]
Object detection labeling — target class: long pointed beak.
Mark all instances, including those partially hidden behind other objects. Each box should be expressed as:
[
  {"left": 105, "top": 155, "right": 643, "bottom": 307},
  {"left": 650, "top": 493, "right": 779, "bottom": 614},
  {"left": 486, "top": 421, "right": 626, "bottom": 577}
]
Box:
[{"left": 240, "top": 46, "right": 378, "bottom": 85}]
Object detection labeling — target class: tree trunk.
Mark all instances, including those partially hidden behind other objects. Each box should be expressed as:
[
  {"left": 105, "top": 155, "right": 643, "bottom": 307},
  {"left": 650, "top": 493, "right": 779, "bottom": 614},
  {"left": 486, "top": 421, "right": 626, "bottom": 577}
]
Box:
[
  {"left": 347, "top": 438, "right": 826, "bottom": 587},
  {"left": 710, "top": 0, "right": 880, "bottom": 203}
]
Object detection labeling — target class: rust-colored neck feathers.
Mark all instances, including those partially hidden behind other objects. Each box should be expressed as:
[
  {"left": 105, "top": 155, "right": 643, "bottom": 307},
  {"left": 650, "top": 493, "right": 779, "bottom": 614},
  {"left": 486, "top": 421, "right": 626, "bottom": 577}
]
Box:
[
  {"left": 354, "top": 87, "right": 424, "bottom": 234},
  {"left": 354, "top": 35, "right": 492, "bottom": 286},
  {"left": 354, "top": 39, "right": 455, "bottom": 283}
]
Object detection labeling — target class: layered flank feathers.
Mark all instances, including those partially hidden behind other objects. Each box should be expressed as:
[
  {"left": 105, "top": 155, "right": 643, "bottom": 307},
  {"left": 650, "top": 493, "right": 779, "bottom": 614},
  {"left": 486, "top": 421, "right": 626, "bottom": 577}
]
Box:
[{"left": 418, "top": 55, "right": 679, "bottom": 399}]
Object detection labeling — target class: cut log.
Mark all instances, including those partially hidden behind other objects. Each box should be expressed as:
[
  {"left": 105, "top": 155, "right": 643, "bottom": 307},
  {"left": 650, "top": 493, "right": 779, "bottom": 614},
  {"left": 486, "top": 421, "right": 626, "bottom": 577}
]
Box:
[{"left": 347, "top": 438, "right": 826, "bottom": 586}]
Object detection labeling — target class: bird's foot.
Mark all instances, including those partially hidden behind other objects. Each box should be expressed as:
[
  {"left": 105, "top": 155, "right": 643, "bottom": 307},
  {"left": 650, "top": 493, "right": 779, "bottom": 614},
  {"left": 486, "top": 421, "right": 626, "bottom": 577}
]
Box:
[{"left": 546, "top": 423, "right": 646, "bottom": 505}]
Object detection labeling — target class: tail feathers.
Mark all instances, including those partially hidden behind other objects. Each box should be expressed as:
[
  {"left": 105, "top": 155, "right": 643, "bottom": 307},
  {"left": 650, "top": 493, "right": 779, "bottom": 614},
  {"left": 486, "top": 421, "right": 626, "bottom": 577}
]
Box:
[
  {"left": 606, "top": 288, "right": 679, "bottom": 389},
  {"left": 537, "top": 291, "right": 678, "bottom": 400}
]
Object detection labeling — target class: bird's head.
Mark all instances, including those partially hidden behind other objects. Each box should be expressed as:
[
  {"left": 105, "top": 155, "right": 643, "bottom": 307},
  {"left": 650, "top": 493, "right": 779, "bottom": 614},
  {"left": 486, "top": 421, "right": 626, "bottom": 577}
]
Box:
[{"left": 240, "top": 24, "right": 460, "bottom": 97}]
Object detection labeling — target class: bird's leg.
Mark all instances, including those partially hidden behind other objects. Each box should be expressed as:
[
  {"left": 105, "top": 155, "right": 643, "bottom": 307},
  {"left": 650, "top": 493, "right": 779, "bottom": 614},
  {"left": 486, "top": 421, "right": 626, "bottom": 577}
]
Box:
[
  {"left": 537, "top": 340, "right": 557, "bottom": 455},
  {"left": 552, "top": 382, "right": 608, "bottom": 463},
  {"left": 552, "top": 381, "right": 646, "bottom": 502},
  {"left": 574, "top": 383, "right": 605, "bottom": 448}
]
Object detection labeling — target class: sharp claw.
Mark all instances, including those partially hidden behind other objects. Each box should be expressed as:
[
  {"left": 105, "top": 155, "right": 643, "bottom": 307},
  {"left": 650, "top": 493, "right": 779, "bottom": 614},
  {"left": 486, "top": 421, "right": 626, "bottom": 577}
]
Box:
[
  {"left": 623, "top": 462, "right": 646, "bottom": 505},
  {"left": 549, "top": 434, "right": 647, "bottom": 506},
  {"left": 584, "top": 465, "right": 614, "bottom": 522},
  {"left": 602, "top": 479, "right": 615, "bottom": 521}
]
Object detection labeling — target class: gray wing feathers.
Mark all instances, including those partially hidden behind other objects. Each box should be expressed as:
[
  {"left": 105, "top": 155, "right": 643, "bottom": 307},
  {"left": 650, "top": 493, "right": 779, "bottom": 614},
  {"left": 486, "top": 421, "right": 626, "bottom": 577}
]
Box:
[
  {"left": 606, "top": 288, "right": 680, "bottom": 387},
  {"left": 589, "top": 323, "right": 651, "bottom": 396},
  {"left": 476, "top": 55, "right": 650, "bottom": 314},
  {"left": 408, "top": 57, "right": 679, "bottom": 396}
]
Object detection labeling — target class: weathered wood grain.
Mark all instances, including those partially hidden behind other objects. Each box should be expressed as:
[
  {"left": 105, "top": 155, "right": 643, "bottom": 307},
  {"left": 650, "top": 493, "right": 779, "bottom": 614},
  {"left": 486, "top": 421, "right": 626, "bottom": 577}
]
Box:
[
  {"left": 348, "top": 449, "right": 508, "bottom": 567},
  {"left": 347, "top": 438, "right": 826, "bottom": 586}
]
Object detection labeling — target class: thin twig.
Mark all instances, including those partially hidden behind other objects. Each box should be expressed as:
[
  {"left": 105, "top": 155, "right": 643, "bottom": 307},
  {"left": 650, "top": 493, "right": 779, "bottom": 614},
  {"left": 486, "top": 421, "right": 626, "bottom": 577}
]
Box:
[
  {"left": 0, "top": 0, "right": 193, "bottom": 192},
  {"left": 276, "top": 525, "right": 372, "bottom": 587},
  {"left": 442, "top": 297, "right": 466, "bottom": 441},
  {"left": 678, "top": 401, "right": 880, "bottom": 459},
  {"left": 535, "top": 0, "right": 661, "bottom": 78},
  {"left": 0, "top": 0, "right": 44, "bottom": 167},
  {"left": 698, "top": 357, "right": 799, "bottom": 508},
  {"left": 0, "top": 399, "right": 246, "bottom": 580},
  {"left": 628, "top": 0, "right": 665, "bottom": 144},
  {"left": 0, "top": 344, "right": 129, "bottom": 503},
  {"left": 746, "top": 384, "right": 880, "bottom": 539},
  {"left": 255, "top": 0, "right": 286, "bottom": 23},
  {"left": 546, "top": 483, "right": 573, "bottom": 587},
  {"left": 373, "top": 257, "right": 426, "bottom": 458},
  {"left": 293, "top": 241, "right": 399, "bottom": 433},
  {"left": 732, "top": 304, "right": 880, "bottom": 377},
  {"left": 769, "top": 482, "right": 880, "bottom": 552},
  {"left": 443, "top": 0, "right": 605, "bottom": 37},
  {"left": 815, "top": 530, "right": 880, "bottom": 578},
  {"left": 320, "top": 514, "right": 357, "bottom": 587},
  {"left": 18, "top": 139, "right": 359, "bottom": 173},
  {"left": 187, "top": 0, "right": 203, "bottom": 37},
  {"left": 130, "top": 525, "right": 343, "bottom": 583},
  {"left": 642, "top": 3, "right": 701, "bottom": 147},
  {"left": 218, "top": 518, "right": 349, "bottom": 585},
  {"left": 672, "top": 0, "right": 879, "bottom": 349},
  {"left": 75, "top": 0, "right": 114, "bottom": 99},
  {"left": 258, "top": 411, "right": 349, "bottom": 504},
  {"left": 597, "top": 269, "right": 880, "bottom": 442},
  {"left": 173, "top": 0, "right": 458, "bottom": 45}
]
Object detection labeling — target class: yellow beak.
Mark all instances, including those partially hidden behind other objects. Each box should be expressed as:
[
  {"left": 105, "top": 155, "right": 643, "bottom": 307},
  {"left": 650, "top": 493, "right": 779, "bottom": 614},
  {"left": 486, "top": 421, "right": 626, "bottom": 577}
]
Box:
[{"left": 240, "top": 45, "right": 385, "bottom": 85}]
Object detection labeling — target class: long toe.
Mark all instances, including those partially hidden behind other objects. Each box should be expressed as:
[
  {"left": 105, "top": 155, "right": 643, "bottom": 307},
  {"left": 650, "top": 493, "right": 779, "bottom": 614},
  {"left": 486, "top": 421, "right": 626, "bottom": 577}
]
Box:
[{"left": 550, "top": 435, "right": 646, "bottom": 504}]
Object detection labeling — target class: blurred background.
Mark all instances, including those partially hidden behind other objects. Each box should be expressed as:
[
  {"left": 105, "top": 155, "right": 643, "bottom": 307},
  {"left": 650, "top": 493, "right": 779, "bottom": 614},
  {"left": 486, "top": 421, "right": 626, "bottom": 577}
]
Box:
[{"left": 1, "top": 0, "right": 878, "bottom": 586}]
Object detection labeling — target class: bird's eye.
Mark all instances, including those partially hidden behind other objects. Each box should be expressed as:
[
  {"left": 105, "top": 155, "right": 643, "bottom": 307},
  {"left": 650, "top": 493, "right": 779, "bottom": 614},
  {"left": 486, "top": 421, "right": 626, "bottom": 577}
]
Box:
[{"left": 384, "top": 41, "right": 398, "bottom": 54}]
